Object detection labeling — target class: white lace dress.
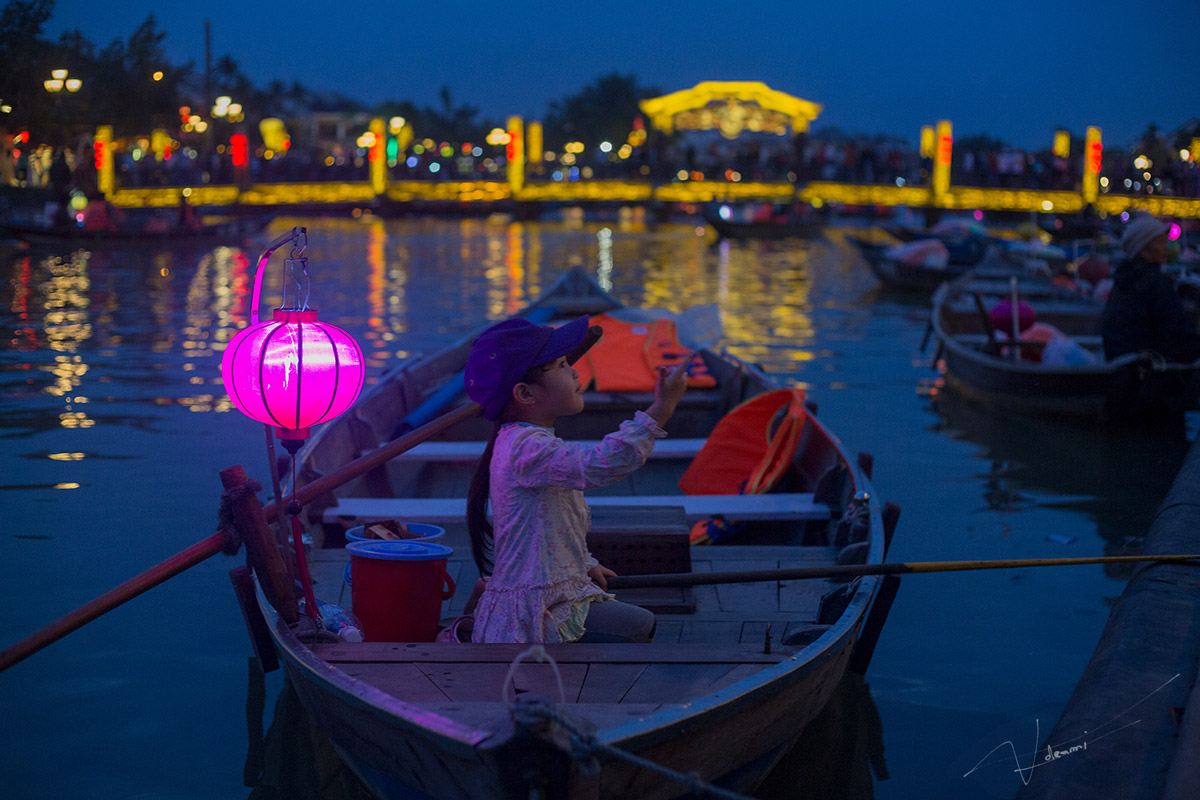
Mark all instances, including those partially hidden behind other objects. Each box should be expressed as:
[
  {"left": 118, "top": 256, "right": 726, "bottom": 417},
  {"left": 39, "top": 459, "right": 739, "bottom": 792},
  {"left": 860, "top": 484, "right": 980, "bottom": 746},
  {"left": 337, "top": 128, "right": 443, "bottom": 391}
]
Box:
[{"left": 471, "top": 411, "right": 666, "bottom": 643}]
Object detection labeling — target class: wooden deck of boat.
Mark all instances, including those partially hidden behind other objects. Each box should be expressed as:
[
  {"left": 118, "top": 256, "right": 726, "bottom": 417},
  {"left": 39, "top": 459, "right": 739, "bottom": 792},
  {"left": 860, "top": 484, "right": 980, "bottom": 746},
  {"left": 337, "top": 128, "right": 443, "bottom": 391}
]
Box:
[
  {"left": 302, "top": 541, "right": 840, "bottom": 720},
  {"left": 308, "top": 542, "right": 836, "bottom": 639}
]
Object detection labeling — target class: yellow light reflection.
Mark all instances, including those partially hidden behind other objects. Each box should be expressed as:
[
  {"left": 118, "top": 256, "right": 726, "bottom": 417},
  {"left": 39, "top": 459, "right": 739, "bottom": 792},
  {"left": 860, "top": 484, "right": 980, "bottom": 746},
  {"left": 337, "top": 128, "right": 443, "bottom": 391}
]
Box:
[
  {"left": 48, "top": 452, "right": 85, "bottom": 461},
  {"left": 505, "top": 223, "right": 525, "bottom": 316},
  {"left": 59, "top": 411, "right": 94, "bottom": 428}
]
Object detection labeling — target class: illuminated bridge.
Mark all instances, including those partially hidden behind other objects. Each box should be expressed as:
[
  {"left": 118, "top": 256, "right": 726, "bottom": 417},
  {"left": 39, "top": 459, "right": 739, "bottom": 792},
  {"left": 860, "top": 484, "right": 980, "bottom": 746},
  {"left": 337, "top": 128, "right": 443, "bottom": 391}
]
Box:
[{"left": 95, "top": 81, "right": 1200, "bottom": 220}]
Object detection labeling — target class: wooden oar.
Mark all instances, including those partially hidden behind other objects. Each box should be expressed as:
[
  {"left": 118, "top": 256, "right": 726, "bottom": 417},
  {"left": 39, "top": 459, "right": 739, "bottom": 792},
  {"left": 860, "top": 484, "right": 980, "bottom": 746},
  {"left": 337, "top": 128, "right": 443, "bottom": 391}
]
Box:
[
  {"left": 0, "top": 400, "right": 483, "bottom": 674},
  {"left": 606, "top": 553, "right": 1200, "bottom": 590},
  {"left": 0, "top": 531, "right": 238, "bottom": 673},
  {"left": 267, "top": 400, "right": 481, "bottom": 518}
]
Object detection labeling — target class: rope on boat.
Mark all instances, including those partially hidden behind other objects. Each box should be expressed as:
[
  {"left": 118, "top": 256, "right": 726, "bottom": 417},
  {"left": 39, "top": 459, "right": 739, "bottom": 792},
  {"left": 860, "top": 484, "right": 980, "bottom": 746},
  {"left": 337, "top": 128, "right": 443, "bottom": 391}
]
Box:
[
  {"left": 504, "top": 647, "right": 757, "bottom": 800},
  {"left": 502, "top": 645, "right": 567, "bottom": 705}
]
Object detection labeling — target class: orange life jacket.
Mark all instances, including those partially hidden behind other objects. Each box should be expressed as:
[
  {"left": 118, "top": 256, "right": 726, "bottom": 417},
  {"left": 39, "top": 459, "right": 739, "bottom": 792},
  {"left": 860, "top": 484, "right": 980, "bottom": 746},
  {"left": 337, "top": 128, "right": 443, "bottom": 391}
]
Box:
[
  {"left": 580, "top": 313, "right": 715, "bottom": 392},
  {"left": 678, "top": 386, "right": 807, "bottom": 543}
]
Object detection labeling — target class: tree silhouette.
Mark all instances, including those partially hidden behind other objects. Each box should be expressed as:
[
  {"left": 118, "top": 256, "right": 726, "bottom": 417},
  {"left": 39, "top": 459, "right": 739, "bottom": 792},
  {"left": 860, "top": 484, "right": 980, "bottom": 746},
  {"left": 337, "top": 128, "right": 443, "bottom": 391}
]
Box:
[{"left": 543, "top": 72, "right": 660, "bottom": 149}]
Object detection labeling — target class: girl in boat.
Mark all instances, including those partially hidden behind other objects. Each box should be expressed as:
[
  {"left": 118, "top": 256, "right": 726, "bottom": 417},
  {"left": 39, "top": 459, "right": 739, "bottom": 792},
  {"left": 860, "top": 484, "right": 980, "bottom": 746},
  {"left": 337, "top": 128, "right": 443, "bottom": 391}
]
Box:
[{"left": 463, "top": 316, "right": 690, "bottom": 644}]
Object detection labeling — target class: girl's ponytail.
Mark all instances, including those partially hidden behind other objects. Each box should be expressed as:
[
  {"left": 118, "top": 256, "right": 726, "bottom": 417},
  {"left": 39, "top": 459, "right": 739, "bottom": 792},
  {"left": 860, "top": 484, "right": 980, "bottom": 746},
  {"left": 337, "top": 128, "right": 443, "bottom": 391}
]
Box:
[{"left": 466, "top": 421, "right": 500, "bottom": 575}]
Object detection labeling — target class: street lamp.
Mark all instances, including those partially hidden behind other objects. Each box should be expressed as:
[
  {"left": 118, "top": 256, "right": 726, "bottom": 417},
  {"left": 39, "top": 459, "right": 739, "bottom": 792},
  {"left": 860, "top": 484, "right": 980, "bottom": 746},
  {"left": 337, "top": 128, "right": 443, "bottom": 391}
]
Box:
[
  {"left": 44, "top": 68, "right": 82, "bottom": 94},
  {"left": 44, "top": 69, "right": 83, "bottom": 147},
  {"left": 212, "top": 96, "right": 244, "bottom": 123}
]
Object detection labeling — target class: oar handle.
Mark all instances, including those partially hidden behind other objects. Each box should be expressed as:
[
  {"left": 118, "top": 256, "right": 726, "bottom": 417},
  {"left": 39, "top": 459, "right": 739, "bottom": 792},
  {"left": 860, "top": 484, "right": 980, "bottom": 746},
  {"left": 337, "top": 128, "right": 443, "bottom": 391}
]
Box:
[
  {"left": 0, "top": 402, "right": 484, "bottom": 673},
  {"left": 0, "top": 530, "right": 237, "bottom": 673},
  {"left": 605, "top": 553, "right": 1200, "bottom": 590}
]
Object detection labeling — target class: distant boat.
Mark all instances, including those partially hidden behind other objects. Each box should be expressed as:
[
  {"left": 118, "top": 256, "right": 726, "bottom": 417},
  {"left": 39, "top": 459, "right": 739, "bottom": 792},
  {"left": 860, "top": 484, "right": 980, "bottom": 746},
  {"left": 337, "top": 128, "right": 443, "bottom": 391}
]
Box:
[
  {"left": 0, "top": 213, "right": 275, "bottom": 247},
  {"left": 703, "top": 204, "right": 824, "bottom": 240},
  {"left": 245, "top": 266, "right": 897, "bottom": 799},
  {"left": 847, "top": 234, "right": 992, "bottom": 292},
  {"left": 929, "top": 269, "right": 1199, "bottom": 423},
  {"left": 849, "top": 232, "right": 1070, "bottom": 293}
]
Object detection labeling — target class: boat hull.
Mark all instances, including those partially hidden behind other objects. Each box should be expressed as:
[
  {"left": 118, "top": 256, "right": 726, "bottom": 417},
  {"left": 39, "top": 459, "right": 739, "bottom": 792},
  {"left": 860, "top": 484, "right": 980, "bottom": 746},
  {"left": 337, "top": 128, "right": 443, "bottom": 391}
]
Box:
[
  {"left": 267, "top": 611, "right": 870, "bottom": 799},
  {"left": 1, "top": 214, "right": 274, "bottom": 247}
]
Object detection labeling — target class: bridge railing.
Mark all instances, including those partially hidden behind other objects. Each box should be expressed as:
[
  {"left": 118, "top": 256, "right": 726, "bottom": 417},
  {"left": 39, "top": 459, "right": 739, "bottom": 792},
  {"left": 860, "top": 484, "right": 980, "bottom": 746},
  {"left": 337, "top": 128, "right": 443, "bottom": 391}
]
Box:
[{"left": 106, "top": 176, "right": 1200, "bottom": 219}]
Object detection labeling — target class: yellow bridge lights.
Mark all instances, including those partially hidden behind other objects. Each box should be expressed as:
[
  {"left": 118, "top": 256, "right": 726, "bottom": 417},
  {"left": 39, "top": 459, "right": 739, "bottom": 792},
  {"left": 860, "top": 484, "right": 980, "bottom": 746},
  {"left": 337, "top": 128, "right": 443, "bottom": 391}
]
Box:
[
  {"left": 506, "top": 115, "right": 525, "bottom": 193},
  {"left": 1083, "top": 127, "right": 1103, "bottom": 204},
  {"left": 931, "top": 120, "right": 953, "bottom": 202}
]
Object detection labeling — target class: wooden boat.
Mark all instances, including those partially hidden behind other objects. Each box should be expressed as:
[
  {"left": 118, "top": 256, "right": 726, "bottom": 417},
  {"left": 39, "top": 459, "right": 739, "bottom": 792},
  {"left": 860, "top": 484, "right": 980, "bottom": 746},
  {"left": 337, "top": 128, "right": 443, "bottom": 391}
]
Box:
[
  {"left": 245, "top": 267, "right": 897, "bottom": 799},
  {"left": 0, "top": 212, "right": 275, "bottom": 247},
  {"left": 929, "top": 269, "right": 1198, "bottom": 422},
  {"left": 846, "top": 234, "right": 995, "bottom": 292},
  {"left": 703, "top": 205, "right": 824, "bottom": 240},
  {"left": 849, "top": 233, "right": 1073, "bottom": 293}
]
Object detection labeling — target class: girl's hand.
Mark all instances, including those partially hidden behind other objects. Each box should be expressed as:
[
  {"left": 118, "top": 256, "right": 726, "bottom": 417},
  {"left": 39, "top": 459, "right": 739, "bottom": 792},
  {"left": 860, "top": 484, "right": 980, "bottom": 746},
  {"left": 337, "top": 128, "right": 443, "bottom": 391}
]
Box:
[
  {"left": 588, "top": 564, "right": 616, "bottom": 591},
  {"left": 646, "top": 352, "right": 694, "bottom": 427}
]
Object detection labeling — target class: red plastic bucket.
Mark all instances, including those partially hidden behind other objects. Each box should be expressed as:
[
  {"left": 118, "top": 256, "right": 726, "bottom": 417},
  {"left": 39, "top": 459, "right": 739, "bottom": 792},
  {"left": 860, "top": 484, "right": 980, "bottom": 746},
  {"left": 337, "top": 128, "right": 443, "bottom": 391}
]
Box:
[{"left": 346, "top": 540, "right": 456, "bottom": 642}]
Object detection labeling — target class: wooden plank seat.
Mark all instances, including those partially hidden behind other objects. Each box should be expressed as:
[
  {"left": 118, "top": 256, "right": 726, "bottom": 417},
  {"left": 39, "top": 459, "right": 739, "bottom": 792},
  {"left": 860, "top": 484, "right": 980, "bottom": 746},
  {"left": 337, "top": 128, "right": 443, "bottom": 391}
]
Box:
[
  {"left": 389, "top": 437, "right": 708, "bottom": 462},
  {"left": 952, "top": 333, "right": 1103, "bottom": 348},
  {"left": 323, "top": 493, "right": 830, "bottom": 525},
  {"left": 313, "top": 642, "right": 793, "bottom": 664}
]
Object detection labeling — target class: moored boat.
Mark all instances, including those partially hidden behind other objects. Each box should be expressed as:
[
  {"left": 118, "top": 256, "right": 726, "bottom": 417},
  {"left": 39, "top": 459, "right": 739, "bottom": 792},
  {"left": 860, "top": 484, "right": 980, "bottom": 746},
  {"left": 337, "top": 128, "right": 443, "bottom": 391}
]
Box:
[
  {"left": 240, "top": 266, "right": 897, "bottom": 799},
  {"left": 703, "top": 204, "right": 825, "bottom": 240},
  {"left": 929, "top": 269, "right": 1200, "bottom": 423},
  {"left": 847, "top": 234, "right": 995, "bottom": 292},
  {"left": 0, "top": 212, "right": 275, "bottom": 247}
]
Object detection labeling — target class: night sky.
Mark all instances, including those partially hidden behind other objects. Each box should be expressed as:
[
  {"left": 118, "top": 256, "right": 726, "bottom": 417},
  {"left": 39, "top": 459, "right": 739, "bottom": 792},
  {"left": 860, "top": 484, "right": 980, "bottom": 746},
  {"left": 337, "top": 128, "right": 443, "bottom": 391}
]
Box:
[{"left": 48, "top": 0, "right": 1198, "bottom": 149}]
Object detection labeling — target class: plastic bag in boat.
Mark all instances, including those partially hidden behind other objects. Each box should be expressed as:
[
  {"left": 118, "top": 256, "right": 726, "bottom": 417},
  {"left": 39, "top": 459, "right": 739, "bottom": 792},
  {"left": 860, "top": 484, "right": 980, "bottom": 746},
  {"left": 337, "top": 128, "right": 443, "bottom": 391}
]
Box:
[
  {"left": 883, "top": 239, "right": 949, "bottom": 268},
  {"left": 1041, "top": 336, "right": 1098, "bottom": 366}
]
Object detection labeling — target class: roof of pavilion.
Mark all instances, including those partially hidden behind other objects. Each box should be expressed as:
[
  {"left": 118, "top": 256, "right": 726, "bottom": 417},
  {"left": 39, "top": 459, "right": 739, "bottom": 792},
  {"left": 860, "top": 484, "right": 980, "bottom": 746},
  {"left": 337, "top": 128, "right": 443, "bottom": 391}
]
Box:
[{"left": 639, "top": 82, "right": 823, "bottom": 138}]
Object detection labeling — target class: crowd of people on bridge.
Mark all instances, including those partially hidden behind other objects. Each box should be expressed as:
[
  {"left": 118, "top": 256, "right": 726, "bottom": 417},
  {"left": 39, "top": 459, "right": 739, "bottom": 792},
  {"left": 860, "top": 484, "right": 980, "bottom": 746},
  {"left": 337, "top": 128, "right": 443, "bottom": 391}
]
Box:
[{"left": 4, "top": 127, "right": 1199, "bottom": 199}]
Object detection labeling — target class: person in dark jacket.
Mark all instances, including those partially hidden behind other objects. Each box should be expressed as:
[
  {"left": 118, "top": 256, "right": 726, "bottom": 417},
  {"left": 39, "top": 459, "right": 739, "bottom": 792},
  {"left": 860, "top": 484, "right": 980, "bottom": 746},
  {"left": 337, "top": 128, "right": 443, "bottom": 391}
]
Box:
[{"left": 1100, "top": 215, "right": 1200, "bottom": 422}]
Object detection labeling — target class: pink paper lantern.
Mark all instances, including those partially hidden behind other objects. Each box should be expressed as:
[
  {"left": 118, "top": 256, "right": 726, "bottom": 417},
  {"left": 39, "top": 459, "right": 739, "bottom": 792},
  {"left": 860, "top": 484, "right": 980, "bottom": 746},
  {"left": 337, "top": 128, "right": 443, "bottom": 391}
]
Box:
[{"left": 221, "top": 308, "right": 364, "bottom": 448}]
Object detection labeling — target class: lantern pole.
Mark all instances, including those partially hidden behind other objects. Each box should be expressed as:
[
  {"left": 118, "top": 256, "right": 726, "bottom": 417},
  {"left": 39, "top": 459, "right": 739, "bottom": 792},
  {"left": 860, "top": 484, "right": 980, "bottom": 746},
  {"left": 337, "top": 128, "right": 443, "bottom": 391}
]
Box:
[{"left": 247, "top": 225, "right": 309, "bottom": 578}]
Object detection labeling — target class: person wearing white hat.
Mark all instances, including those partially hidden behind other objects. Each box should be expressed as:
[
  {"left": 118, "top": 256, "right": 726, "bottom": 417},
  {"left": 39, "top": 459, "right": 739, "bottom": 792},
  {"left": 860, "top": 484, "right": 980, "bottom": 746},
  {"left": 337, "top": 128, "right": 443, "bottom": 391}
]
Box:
[{"left": 1100, "top": 214, "right": 1200, "bottom": 421}]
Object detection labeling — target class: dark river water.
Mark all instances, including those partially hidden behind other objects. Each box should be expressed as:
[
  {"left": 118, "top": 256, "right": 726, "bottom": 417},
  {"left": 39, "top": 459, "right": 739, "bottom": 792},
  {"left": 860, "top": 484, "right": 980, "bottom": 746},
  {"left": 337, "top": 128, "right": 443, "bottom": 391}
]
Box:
[{"left": 0, "top": 214, "right": 1190, "bottom": 800}]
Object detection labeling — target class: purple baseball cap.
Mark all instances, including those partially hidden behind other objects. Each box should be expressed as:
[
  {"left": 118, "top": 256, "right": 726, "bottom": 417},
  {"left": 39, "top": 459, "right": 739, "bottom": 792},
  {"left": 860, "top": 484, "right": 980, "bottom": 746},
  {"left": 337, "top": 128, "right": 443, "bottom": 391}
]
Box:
[{"left": 464, "top": 316, "right": 597, "bottom": 420}]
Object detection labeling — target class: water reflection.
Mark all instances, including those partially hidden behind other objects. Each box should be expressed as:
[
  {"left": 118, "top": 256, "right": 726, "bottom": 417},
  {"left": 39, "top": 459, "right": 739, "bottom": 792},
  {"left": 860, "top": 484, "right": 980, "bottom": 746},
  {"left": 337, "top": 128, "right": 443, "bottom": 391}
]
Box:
[
  {"left": 928, "top": 391, "right": 1189, "bottom": 577},
  {"left": 245, "top": 670, "right": 373, "bottom": 800},
  {"left": 758, "top": 673, "right": 888, "bottom": 799},
  {"left": 1, "top": 217, "right": 834, "bottom": 437}
]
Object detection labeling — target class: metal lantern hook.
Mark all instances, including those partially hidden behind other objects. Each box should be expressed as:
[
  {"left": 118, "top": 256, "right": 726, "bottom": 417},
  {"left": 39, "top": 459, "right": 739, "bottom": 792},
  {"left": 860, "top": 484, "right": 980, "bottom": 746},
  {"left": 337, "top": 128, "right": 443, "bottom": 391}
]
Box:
[
  {"left": 283, "top": 255, "right": 311, "bottom": 311},
  {"left": 249, "top": 226, "right": 308, "bottom": 324}
]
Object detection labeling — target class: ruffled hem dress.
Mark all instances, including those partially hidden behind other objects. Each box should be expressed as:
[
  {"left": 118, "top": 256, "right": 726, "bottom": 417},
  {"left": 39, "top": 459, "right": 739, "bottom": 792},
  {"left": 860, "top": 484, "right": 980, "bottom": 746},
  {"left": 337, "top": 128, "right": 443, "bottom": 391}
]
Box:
[{"left": 471, "top": 410, "right": 666, "bottom": 643}]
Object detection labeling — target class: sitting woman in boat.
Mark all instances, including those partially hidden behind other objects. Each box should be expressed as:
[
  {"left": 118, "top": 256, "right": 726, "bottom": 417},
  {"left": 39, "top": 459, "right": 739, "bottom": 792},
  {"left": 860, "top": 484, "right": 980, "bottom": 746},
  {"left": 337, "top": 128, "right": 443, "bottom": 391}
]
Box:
[
  {"left": 463, "top": 316, "right": 691, "bottom": 644},
  {"left": 1101, "top": 215, "right": 1200, "bottom": 363},
  {"left": 1101, "top": 214, "right": 1200, "bottom": 418}
]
